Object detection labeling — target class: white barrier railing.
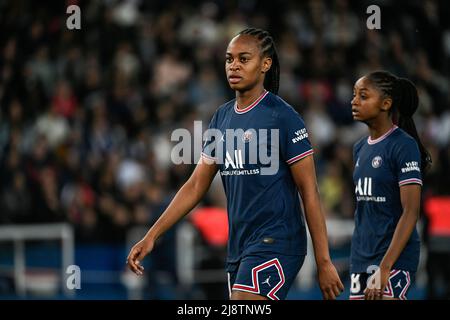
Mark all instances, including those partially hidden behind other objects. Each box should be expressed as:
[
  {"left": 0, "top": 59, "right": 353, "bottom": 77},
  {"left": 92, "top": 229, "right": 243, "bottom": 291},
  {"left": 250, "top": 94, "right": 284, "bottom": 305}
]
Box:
[{"left": 0, "top": 223, "right": 75, "bottom": 297}]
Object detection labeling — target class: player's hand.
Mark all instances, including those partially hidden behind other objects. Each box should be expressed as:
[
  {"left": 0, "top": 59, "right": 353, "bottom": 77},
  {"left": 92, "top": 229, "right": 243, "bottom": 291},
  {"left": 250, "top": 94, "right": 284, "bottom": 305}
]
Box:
[
  {"left": 317, "top": 261, "right": 345, "bottom": 300},
  {"left": 364, "top": 267, "right": 389, "bottom": 300},
  {"left": 126, "top": 238, "right": 154, "bottom": 275}
]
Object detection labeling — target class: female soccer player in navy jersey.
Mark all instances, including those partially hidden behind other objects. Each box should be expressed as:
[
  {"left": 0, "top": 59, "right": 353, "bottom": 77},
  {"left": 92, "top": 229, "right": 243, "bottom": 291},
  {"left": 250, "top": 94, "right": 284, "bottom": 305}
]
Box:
[
  {"left": 127, "top": 28, "right": 343, "bottom": 300},
  {"left": 349, "top": 71, "right": 431, "bottom": 300}
]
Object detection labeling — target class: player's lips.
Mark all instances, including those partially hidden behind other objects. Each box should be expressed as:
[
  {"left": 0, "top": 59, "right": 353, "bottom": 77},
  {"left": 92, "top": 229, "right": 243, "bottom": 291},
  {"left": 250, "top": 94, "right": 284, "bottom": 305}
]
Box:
[
  {"left": 228, "top": 75, "right": 242, "bottom": 84},
  {"left": 352, "top": 108, "right": 360, "bottom": 116}
]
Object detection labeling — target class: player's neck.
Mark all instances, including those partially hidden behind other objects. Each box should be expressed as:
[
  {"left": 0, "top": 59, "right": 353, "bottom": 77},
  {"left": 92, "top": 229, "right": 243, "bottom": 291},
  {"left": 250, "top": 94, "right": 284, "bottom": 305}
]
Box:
[
  {"left": 235, "top": 86, "right": 266, "bottom": 110},
  {"left": 368, "top": 120, "right": 395, "bottom": 140}
]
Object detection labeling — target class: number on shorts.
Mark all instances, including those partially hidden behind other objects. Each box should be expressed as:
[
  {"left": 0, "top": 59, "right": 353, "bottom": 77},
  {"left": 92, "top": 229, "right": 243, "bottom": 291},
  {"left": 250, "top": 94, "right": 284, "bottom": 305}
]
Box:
[{"left": 350, "top": 274, "right": 361, "bottom": 294}]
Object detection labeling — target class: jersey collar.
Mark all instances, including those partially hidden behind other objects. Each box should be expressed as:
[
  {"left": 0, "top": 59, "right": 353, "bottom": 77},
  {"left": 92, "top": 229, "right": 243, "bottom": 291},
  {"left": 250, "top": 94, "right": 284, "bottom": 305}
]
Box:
[
  {"left": 367, "top": 125, "right": 398, "bottom": 145},
  {"left": 234, "top": 90, "right": 269, "bottom": 114}
]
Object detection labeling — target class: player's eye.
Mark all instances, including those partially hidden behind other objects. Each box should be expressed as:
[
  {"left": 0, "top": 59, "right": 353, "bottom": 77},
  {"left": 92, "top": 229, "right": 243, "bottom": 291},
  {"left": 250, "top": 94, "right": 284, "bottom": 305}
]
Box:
[
  {"left": 240, "top": 57, "right": 248, "bottom": 63},
  {"left": 226, "top": 57, "right": 233, "bottom": 63}
]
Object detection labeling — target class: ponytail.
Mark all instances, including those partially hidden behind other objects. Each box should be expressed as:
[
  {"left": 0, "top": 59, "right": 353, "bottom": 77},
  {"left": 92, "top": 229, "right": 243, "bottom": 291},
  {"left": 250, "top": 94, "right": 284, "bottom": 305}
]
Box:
[{"left": 366, "top": 71, "right": 432, "bottom": 172}]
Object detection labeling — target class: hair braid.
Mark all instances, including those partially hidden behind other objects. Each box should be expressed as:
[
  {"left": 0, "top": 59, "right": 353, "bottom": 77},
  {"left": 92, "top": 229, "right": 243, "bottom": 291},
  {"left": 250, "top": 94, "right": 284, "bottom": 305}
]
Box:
[{"left": 239, "top": 28, "right": 280, "bottom": 94}]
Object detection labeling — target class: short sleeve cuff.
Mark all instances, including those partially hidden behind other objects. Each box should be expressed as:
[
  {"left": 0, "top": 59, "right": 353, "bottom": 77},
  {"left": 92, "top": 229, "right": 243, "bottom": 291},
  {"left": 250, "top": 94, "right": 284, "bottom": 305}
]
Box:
[
  {"left": 201, "top": 152, "right": 218, "bottom": 162},
  {"left": 286, "top": 149, "right": 314, "bottom": 165},
  {"left": 398, "top": 178, "right": 423, "bottom": 186}
]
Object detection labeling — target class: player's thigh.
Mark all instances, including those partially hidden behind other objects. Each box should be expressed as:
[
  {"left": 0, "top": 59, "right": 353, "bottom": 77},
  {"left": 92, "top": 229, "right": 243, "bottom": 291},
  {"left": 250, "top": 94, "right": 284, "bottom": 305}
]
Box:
[{"left": 230, "top": 290, "right": 267, "bottom": 300}]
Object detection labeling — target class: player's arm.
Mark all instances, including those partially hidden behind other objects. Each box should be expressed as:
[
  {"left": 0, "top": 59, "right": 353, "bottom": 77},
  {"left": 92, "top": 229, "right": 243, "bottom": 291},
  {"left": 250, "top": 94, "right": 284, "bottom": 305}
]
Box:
[
  {"left": 127, "top": 157, "right": 218, "bottom": 275},
  {"left": 380, "top": 184, "right": 421, "bottom": 271},
  {"left": 289, "top": 156, "right": 344, "bottom": 299},
  {"left": 366, "top": 184, "right": 421, "bottom": 299}
]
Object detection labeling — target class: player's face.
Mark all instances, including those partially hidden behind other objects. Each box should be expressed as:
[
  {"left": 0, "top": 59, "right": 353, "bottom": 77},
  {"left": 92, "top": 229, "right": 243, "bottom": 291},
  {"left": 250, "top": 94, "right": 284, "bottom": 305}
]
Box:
[
  {"left": 351, "top": 77, "right": 387, "bottom": 123},
  {"left": 225, "top": 35, "right": 271, "bottom": 92}
]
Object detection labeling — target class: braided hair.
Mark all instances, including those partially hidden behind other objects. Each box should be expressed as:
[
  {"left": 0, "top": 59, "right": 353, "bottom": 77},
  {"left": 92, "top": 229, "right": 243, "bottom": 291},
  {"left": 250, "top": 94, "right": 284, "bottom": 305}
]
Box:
[
  {"left": 365, "top": 70, "right": 432, "bottom": 172},
  {"left": 238, "top": 28, "right": 280, "bottom": 95}
]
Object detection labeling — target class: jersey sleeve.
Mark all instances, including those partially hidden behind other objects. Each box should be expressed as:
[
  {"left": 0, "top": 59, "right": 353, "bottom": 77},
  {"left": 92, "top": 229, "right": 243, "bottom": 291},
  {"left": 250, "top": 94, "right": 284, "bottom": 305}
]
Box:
[
  {"left": 201, "top": 111, "right": 219, "bottom": 162},
  {"left": 395, "top": 138, "right": 423, "bottom": 186},
  {"left": 280, "top": 107, "right": 314, "bottom": 165}
]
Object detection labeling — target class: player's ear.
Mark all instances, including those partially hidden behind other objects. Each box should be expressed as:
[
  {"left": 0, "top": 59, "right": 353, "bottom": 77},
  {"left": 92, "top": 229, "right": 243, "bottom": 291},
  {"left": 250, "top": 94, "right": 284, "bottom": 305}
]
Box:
[
  {"left": 261, "top": 56, "right": 272, "bottom": 73},
  {"left": 381, "top": 97, "right": 393, "bottom": 112}
]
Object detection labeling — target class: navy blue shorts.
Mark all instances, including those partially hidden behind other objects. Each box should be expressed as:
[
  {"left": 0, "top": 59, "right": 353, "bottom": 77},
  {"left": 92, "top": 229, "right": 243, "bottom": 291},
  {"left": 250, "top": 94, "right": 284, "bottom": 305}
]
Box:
[
  {"left": 349, "top": 269, "right": 414, "bottom": 300},
  {"left": 226, "top": 252, "right": 305, "bottom": 300}
]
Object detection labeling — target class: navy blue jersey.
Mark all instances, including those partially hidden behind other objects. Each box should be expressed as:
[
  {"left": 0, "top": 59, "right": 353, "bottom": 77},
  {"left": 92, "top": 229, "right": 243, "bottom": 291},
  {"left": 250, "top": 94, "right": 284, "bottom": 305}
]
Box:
[
  {"left": 350, "top": 126, "right": 422, "bottom": 273},
  {"left": 202, "top": 90, "right": 313, "bottom": 263}
]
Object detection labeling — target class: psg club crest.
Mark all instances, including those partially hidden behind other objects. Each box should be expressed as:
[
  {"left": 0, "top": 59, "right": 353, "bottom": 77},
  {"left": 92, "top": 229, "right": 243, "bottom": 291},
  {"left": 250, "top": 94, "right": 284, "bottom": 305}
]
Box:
[
  {"left": 242, "top": 130, "right": 253, "bottom": 143},
  {"left": 372, "top": 156, "right": 382, "bottom": 168}
]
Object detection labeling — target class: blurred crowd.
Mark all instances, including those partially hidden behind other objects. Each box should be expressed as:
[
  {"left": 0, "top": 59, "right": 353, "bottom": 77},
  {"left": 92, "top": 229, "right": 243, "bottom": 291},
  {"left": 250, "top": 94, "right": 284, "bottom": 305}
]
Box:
[{"left": 0, "top": 0, "right": 449, "bottom": 250}]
